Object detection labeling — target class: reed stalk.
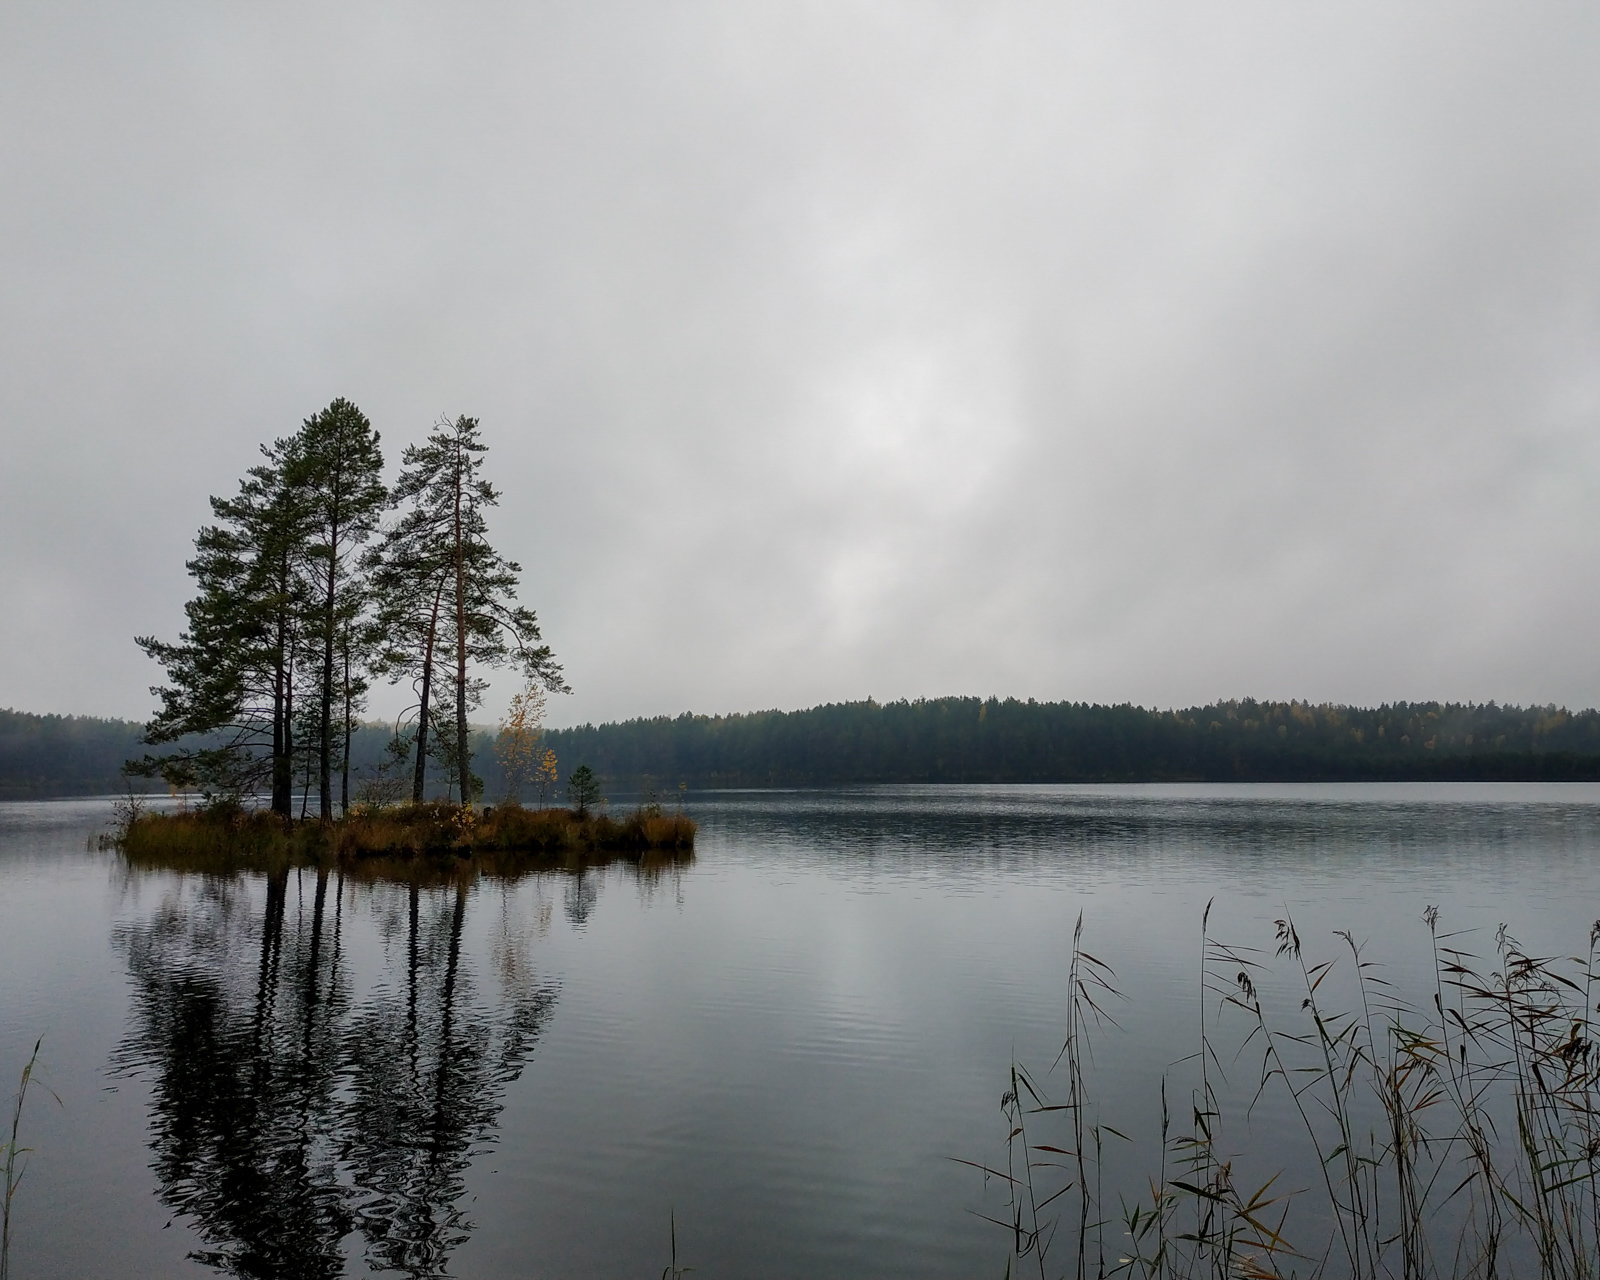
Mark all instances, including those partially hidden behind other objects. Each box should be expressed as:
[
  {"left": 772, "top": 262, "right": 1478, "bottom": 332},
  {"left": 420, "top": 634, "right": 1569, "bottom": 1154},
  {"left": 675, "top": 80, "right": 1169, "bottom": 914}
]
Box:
[
  {"left": 1, "top": 1039, "right": 55, "bottom": 1280},
  {"left": 970, "top": 906, "right": 1600, "bottom": 1280}
]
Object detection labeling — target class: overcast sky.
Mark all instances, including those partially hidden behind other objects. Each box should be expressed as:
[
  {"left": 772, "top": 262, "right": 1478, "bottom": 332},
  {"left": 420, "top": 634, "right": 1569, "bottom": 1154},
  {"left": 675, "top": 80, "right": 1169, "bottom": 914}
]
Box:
[{"left": 3, "top": 3, "right": 1599, "bottom": 728}]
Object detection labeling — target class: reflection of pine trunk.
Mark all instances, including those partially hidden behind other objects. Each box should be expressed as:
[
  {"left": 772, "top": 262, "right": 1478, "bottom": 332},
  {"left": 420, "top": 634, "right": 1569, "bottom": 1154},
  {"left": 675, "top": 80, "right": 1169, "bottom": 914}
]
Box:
[
  {"left": 251, "top": 866, "right": 289, "bottom": 1156},
  {"left": 256, "top": 868, "right": 289, "bottom": 1048},
  {"left": 412, "top": 579, "right": 446, "bottom": 804},
  {"left": 407, "top": 882, "right": 420, "bottom": 1077},
  {"left": 290, "top": 867, "right": 330, "bottom": 1260},
  {"left": 430, "top": 885, "right": 468, "bottom": 1171},
  {"left": 331, "top": 871, "right": 345, "bottom": 989},
  {"left": 304, "top": 868, "right": 329, "bottom": 1050},
  {"left": 116, "top": 867, "right": 556, "bottom": 1280}
]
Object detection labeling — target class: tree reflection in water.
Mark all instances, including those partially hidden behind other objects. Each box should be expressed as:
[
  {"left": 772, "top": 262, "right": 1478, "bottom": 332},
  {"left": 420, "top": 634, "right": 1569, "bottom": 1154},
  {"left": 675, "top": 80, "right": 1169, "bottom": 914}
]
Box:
[{"left": 113, "top": 867, "right": 560, "bottom": 1279}]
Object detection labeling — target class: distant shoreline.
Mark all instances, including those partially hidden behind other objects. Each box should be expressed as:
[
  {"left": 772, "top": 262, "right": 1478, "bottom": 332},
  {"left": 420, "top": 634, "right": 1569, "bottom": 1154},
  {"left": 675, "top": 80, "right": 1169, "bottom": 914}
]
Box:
[{"left": 10, "top": 696, "right": 1600, "bottom": 799}]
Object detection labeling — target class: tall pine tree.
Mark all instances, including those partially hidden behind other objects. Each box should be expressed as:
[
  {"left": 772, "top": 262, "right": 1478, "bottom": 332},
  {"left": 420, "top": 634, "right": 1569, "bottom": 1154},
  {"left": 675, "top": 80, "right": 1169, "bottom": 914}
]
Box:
[
  {"left": 367, "top": 487, "right": 454, "bottom": 803},
  {"left": 293, "top": 399, "right": 386, "bottom": 821},
  {"left": 135, "top": 401, "right": 385, "bottom": 815},
  {"left": 374, "top": 415, "right": 566, "bottom": 804},
  {"left": 134, "top": 436, "right": 311, "bottom": 808}
]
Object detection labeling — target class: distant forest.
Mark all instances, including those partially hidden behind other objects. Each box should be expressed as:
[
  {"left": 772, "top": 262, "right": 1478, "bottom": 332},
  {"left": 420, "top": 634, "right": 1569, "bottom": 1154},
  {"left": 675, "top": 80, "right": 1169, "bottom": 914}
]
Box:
[
  {"left": 0, "top": 708, "right": 501, "bottom": 803},
  {"left": 9, "top": 697, "right": 1600, "bottom": 801},
  {"left": 0, "top": 709, "right": 150, "bottom": 799},
  {"left": 540, "top": 697, "right": 1600, "bottom": 789}
]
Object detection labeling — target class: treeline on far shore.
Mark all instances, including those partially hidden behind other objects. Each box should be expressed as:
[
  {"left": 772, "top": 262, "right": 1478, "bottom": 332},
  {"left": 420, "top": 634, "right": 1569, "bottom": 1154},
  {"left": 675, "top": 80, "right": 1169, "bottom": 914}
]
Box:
[
  {"left": 1, "top": 709, "right": 148, "bottom": 799},
  {"left": 0, "top": 708, "right": 507, "bottom": 802},
  {"left": 10, "top": 696, "right": 1600, "bottom": 800},
  {"left": 540, "top": 697, "right": 1600, "bottom": 788}
]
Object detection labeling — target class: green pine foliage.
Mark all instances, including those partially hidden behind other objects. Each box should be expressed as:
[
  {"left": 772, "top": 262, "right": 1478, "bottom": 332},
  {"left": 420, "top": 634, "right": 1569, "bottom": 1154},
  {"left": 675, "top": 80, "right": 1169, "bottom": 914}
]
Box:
[
  {"left": 296, "top": 398, "right": 388, "bottom": 821},
  {"left": 131, "top": 430, "right": 314, "bottom": 808},
  {"left": 565, "top": 764, "right": 601, "bottom": 817},
  {"left": 367, "top": 414, "right": 567, "bottom": 806}
]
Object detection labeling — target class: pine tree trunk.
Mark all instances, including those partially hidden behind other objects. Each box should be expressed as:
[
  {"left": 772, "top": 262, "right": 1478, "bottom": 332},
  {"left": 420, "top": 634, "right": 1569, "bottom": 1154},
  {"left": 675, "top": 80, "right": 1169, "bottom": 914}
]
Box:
[
  {"left": 319, "top": 504, "right": 339, "bottom": 822},
  {"left": 272, "top": 623, "right": 288, "bottom": 815},
  {"left": 271, "top": 556, "right": 293, "bottom": 816},
  {"left": 284, "top": 643, "right": 296, "bottom": 818},
  {"left": 340, "top": 640, "right": 351, "bottom": 816},
  {"left": 412, "top": 668, "right": 432, "bottom": 804},
  {"left": 453, "top": 445, "right": 471, "bottom": 805},
  {"left": 411, "top": 578, "right": 445, "bottom": 804}
]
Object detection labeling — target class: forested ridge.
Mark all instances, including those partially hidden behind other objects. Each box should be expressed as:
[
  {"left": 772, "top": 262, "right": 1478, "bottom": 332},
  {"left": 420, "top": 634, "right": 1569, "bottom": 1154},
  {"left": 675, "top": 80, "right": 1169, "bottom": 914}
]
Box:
[
  {"left": 0, "top": 709, "right": 507, "bottom": 802},
  {"left": 0, "top": 708, "right": 148, "bottom": 798},
  {"left": 542, "top": 697, "right": 1600, "bottom": 788},
  {"left": 8, "top": 697, "right": 1600, "bottom": 799}
]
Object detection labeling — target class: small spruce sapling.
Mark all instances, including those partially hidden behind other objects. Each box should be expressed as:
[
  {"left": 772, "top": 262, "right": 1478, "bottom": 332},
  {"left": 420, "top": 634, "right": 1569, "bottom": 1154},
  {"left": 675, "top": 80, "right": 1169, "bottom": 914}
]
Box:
[{"left": 567, "top": 764, "right": 601, "bottom": 818}]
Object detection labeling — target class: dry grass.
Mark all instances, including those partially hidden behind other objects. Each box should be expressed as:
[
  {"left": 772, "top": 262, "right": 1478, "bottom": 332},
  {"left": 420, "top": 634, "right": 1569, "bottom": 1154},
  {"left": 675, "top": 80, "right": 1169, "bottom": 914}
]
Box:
[
  {"left": 332, "top": 801, "right": 696, "bottom": 857},
  {"left": 117, "top": 806, "right": 300, "bottom": 875},
  {"left": 113, "top": 800, "right": 695, "bottom": 881}
]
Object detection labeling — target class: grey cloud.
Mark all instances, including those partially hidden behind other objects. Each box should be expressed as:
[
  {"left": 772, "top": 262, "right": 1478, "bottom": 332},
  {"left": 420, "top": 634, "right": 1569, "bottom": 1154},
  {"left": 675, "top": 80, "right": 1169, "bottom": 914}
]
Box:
[{"left": 2, "top": 2, "right": 1598, "bottom": 725}]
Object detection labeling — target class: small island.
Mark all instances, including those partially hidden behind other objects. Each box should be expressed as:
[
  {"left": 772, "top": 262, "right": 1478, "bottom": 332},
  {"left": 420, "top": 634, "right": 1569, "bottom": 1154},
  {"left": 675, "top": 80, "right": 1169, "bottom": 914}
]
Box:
[{"left": 115, "top": 797, "right": 695, "bottom": 879}]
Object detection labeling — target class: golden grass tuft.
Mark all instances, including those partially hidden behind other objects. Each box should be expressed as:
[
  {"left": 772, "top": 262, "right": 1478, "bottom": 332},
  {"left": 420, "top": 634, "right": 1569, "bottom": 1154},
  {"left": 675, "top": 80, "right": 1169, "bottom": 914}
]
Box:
[
  {"left": 113, "top": 800, "right": 695, "bottom": 880},
  {"left": 118, "top": 806, "right": 303, "bottom": 875}
]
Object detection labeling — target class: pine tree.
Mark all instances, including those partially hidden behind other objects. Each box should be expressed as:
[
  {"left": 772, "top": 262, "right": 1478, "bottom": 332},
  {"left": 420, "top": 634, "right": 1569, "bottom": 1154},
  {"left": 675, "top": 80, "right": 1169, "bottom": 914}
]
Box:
[
  {"left": 367, "top": 488, "right": 453, "bottom": 803},
  {"left": 294, "top": 399, "right": 387, "bottom": 821},
  {"left": 566, "top": 764, "right": 600, "bottom": 817},
  {"left": 132, "top": 437, "right": 312, "bottom": 808},
  {"left": 134, "top": 404, "right": 556, "bottom": 815},
  {"left": 337, "top": 608, "right": 381, "bottom": 813},
  {"left": 373, "top": 415, "right": 567, "bottom": 805}
]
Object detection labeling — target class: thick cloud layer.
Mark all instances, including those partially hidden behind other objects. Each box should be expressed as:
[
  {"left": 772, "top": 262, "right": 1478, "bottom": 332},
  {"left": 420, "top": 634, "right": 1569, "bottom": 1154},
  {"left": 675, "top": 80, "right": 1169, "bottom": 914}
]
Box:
[{"left": 3, "top": 3, "right": 1598, "bottom": 726}]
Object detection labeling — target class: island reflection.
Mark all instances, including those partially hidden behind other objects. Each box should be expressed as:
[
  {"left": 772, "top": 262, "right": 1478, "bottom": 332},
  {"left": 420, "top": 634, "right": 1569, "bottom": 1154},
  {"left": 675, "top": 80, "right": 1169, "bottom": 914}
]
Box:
[{"left": 110, "top": 854, "right": 688, "bottom": 1277}]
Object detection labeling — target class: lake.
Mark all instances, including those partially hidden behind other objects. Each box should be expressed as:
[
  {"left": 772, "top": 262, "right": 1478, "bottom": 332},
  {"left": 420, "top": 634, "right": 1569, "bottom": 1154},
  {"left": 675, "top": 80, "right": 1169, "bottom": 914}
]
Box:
[{"left": 2, "top": 784, "right": 1599, "bottom": 1278}]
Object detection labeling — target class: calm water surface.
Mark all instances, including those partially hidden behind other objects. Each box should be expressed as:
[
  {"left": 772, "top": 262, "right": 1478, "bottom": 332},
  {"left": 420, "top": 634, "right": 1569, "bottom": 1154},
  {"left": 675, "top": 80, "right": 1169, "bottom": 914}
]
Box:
[{"left": 2, "top": 784, "right": 1598, "bottom": 1278}]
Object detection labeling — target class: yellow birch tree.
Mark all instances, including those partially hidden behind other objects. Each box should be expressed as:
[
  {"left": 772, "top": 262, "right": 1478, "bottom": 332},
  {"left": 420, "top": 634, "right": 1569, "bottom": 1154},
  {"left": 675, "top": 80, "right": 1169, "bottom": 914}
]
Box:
[
  {"left": 494, "top": 680, "right": 546, "bottom": 804},
  {"left": 535, "top": 748, "right": 558, "bottom": 810}
]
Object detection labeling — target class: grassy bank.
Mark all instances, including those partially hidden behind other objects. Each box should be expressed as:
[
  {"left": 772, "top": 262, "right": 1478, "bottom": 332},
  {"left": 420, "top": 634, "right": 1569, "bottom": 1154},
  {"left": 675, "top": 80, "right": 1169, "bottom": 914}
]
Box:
[{"left": 115, "top": 800, "right": 695, "bottom": 879}]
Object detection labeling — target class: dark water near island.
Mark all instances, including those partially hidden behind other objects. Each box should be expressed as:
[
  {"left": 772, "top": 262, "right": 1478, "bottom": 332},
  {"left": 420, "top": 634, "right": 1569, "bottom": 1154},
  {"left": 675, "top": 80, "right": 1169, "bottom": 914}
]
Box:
[{"left": 2, "top": 784, "right": 1599, "bottom": 1279}]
